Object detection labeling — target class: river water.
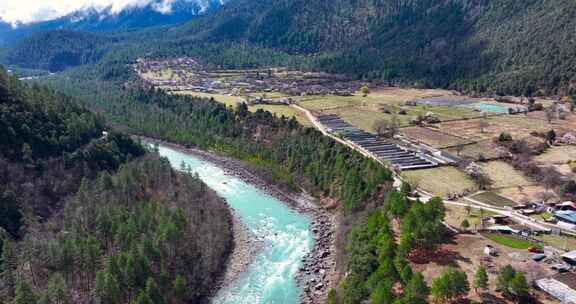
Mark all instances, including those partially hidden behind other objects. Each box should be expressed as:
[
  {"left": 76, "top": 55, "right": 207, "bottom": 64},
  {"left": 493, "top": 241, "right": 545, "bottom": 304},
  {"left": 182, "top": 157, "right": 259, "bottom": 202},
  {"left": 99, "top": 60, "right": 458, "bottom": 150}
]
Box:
[{"left": 155, "top": 144, "right": 314, "bottom": 304}]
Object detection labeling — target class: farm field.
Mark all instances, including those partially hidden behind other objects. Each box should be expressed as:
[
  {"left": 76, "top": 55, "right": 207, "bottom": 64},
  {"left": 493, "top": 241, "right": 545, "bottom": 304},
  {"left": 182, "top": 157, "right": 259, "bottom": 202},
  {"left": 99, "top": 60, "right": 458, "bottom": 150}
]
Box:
[
  {"left": 444, "top": 203, "right": 497, "bottom": 228},
  {"left": 403, "top": 166, "right": 475, "bottom": 197},
  {"left": 496, "top": 185, "right": 551, "bottom": 204},
  {"left": 435, "top": 111, "right": 576, "bottom": 144},
  {"left": 401, "top": 126, "right": 472, "bottom": 148},
  {"left": 295, "top": 91, "right": 482, "bottom": 131},
  {"left": 470, "top": 191, "right": 517, "bottom": 207},
  {"left": 443, "top": 140, "right": 501, "bottom": 160},
  {"left": 482, "top": 233, "right": 540, "bottom": 249},
  {"left": 481, "top": 161, "right": 533, "bottom": 190},
  {"left": 140, "top": 68, "right": 182, "bottom": 81},
  {"left": 536, "top": 145, "right": 576, "bottom": 165}
]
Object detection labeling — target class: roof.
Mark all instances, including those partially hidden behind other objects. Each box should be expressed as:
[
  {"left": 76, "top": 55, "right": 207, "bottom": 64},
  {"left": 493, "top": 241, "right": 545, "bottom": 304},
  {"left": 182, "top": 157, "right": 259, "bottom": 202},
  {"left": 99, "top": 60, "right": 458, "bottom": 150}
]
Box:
[
  {"left": 562, "top": 250, "right": 576, "bottom": 261},
  {"left": 486, "top": 225, "right": 519, "bottom": 234},
  {"left": 537, "top": 275, "right": 576, "bottom": 303},
  {"left": 555, "top": 211, "right": 576, "bottom": 224},
  {"left": 559, "top": 202, "right": 576, "bottom": 209}
]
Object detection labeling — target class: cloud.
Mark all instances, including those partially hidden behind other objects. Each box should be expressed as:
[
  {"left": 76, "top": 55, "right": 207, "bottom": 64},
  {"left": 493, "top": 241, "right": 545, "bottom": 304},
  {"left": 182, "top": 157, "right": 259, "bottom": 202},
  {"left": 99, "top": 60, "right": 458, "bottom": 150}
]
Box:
[{"left": 0, "top": 0, "right": 188, "bottom": 25}]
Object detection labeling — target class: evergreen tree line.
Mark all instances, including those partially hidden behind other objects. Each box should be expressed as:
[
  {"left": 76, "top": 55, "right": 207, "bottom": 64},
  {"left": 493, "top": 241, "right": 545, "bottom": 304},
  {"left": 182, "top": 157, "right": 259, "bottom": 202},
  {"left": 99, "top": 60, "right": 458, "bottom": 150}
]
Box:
[{"left": 1, "top": 155, "right": 233, "bottom": 303}]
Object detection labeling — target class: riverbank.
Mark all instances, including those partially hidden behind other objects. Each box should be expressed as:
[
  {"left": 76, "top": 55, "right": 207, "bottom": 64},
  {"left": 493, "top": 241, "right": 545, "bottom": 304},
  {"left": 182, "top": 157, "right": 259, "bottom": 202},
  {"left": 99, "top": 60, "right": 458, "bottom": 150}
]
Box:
[
  {"left": 141, "top": 137, "right": 336, "bottom": 304},
  {"left": 217, "top": 208, "right": 263, "bottom": 292}
]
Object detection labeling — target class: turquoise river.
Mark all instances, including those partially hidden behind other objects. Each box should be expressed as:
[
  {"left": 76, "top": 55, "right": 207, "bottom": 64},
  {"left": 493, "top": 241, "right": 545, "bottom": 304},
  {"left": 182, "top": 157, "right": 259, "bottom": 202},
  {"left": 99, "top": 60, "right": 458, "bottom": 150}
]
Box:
[{"left": 156, "top": 144, "right": 314, "bottom": 303}]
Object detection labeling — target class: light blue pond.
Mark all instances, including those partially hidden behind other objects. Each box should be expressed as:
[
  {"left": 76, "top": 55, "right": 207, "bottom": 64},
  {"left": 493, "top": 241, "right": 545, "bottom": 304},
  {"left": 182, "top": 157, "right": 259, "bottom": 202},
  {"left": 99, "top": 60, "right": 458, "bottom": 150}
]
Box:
[
  {"left": 154, "top": 144, "right": 314, "bottom": 304},
  {"left": 462, "top": 102, "right": 510, "bottom": 113}
]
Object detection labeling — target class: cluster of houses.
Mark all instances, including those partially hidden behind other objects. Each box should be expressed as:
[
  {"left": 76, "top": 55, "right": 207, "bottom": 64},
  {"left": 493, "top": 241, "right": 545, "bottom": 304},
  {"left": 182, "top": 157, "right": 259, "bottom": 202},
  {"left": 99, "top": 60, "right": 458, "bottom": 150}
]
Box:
[{"left": 134, "top": 57, "right": 361, "bottom": 98}]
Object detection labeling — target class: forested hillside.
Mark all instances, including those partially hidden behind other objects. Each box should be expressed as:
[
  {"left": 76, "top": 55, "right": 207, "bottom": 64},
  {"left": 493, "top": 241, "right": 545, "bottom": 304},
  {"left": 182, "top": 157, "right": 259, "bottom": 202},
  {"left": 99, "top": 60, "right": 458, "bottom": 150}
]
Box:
[
  {"left": 173, "top": 0, "right": 576, "bottom": 95},
  {"left": 0, "top": 67, "right": 144, "bottom": 239},
  {"left": 7, "top": 30, "right": 111, "bottom": 72},
  {"left": 1, "top": 155, "right": 232, "bottom": 303},
  {"left": 5, "top": 0, "right": 576, "bottom": 95}
]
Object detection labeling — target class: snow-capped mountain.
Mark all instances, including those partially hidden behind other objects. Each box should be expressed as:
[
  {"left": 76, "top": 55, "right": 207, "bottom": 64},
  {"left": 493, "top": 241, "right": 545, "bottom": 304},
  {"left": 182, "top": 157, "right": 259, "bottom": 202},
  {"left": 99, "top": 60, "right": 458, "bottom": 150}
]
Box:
[{"left": 0, "top": 0, "right": 225, "bottom": 46}]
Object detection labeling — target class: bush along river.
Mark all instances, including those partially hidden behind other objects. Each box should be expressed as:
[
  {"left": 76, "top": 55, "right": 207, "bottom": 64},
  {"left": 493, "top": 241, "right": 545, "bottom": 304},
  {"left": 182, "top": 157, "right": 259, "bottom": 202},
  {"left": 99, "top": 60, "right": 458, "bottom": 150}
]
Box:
[{"left": 153, "top": 143, "right": 333, "bottom": 304}]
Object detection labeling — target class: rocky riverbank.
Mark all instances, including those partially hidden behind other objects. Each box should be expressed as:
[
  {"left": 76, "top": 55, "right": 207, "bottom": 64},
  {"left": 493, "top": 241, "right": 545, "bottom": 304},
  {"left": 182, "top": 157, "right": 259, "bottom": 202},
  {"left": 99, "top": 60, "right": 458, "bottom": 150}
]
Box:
[
  {"left": 217, "top": 209, "right": 262, "bottom": 292},
  {"left": 141, "top": 137, "right": 336, "bottom": 304}
]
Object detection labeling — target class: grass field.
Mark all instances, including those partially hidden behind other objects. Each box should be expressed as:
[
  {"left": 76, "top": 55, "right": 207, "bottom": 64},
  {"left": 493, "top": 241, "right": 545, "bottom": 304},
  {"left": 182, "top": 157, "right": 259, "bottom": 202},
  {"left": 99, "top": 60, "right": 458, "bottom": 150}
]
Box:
[
  {"left": 481, "top": 161, "right": 533, "bottom": 189},
  {"left": 496, "top": 184, "right": 550, "bottom": 204},
  {"left": 443, "top": 140, "right": 501, "bottom": 160},
  {"left": 294, "top": 90, "right": 480, "bottom": 131},
  {"left": 401, "top": 127, "right": 471, "bottom": 148},
  {"left": 444, "top": 203, "right": 497, "bottom": 228},
  {"left": 470, "top": 191, "right": 517, "bottom": 207},
  {"left": 536, "top": 146, "right": 576, "bottom": 165},
  {"left": 403, "top": 166, "right": 475, "bottom": 197},
  {"left": 483, "top": 233, "right": 540, "bottom": 249},
  {"left": 140, "top": 68, "right": 180, "bottom": 81}
]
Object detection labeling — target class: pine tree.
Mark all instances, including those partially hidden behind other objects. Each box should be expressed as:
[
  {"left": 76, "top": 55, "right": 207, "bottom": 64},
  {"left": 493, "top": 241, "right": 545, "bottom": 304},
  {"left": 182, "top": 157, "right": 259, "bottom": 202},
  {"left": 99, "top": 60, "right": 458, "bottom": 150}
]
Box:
[
  {"left": 497, "top": 265, "right": 516, "bottom": 292},
  {"left": 95, "top": 271, "right": 107, "bottom": 300},
  {"left": 172, "top": 275, "right": 187, "bottom": 302},
  {"left": 158, "top": 269, "right": 171, "bottom": 293},
  {"left": 133, "top": 290, "right": 153, "bottom": 304},
  {"left": 399, "top": 264, "right": 413, "bottom": 285},
  {"left": 13, "top": 280, "right": 37, "bottom": 304},
  {"left": 474, "top": 266, "right": 489, "bottom": 292},
  {"left": 509, "top": 272, "right": 530, "bottom": 299},
  {"left": 369, "top": 280, "right": 395, "bottom": 304},
  {"left": 1, "top": 239, "right": 17, "bottom": 299},
  {"left": 46, "top": 273, "right": 70, "bottom": 304},
  {"left": 96, "top": 271, "right": 121, "bottom": 304},
  {"left": 124, "top": 253, "right": 138, "bottom": 300},
  {"left": 145, "top": 278, "right": 166, "bottom": 304},
  {"left": 403, "top": 273, "right": 428, "bottom": 304}
]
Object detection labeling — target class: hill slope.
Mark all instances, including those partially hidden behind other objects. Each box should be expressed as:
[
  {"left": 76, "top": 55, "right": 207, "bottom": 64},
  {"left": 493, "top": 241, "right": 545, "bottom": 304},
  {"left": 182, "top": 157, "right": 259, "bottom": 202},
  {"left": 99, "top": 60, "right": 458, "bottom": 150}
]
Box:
[
  {"left": 5, "top": 0, "right": 576, "bottom": 95},
  {"left": 6, "top": 30, "right": 110, "bottom": 72},
  {"left": 0, "top": 67, "right": 145, "bottom": 238},
  {"left": 170, "top": 0, "right": 576, "bottom": 95}
]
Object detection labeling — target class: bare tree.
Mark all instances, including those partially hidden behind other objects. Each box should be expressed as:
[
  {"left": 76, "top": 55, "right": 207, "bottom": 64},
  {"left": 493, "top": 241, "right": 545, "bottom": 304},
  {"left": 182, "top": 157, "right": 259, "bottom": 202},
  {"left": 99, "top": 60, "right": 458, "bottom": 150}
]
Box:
[
  {"left": 545, "top": 107, "right": 555, "bottom": 124},
  {"left": 465, "top": 162, "right": 493, "bottom": 190},
  {"left": 373, "top": 115, "right": 400, "bottom": 138},
  {"left": 455, "top": 144, "right": 465, "bottom": 156},
  {"left": 479, "top": 119, "right": 489, "bottom": 133},
  {"left": 540, "top": 167, "right": 562, "bottom": 191}
]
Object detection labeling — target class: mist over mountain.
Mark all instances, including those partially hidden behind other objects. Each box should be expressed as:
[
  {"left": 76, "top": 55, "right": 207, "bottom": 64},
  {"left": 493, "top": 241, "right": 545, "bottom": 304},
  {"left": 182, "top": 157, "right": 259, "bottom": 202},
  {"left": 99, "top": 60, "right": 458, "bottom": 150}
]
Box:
[{"left": 0, "top": 0, "right": 224, "bottom": 46}]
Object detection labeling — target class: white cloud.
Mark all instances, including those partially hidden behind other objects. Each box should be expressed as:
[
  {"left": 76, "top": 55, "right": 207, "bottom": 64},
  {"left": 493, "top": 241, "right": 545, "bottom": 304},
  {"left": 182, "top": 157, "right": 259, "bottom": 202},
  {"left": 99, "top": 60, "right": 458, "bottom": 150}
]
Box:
[{"left": 0, "top": 0, "right": 183, "bottom": 25}]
